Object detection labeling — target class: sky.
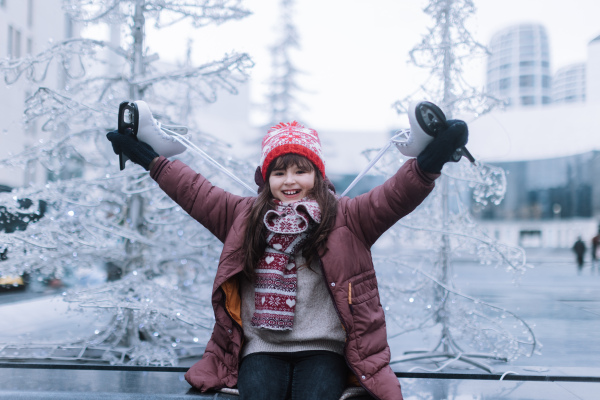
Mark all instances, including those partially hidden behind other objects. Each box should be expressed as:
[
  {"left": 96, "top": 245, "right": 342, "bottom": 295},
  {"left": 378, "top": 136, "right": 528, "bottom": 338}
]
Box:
[{"left": 143, "top": 0, "right": 600, "bottom": 132}]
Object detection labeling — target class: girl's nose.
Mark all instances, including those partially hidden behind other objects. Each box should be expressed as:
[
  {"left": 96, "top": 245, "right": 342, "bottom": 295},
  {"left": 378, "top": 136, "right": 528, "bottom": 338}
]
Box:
[{"left": 284, "top": 173, "right": 295, "bottom": 183}]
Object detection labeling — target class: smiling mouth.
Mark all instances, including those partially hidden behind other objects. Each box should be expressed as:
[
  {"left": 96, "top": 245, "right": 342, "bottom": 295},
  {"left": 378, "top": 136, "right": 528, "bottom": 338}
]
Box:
[{"left": 282, "top": 190, "right": 301, "bottom": 196}]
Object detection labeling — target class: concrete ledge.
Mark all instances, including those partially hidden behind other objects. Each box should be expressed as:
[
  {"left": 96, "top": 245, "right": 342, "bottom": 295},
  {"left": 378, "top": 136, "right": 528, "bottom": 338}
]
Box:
[
  {"left": 0, "top": 392, "right": 236, "bottom": 400},
  {"left": 1, "top": 364, "right": 599, "bottom": 399}
]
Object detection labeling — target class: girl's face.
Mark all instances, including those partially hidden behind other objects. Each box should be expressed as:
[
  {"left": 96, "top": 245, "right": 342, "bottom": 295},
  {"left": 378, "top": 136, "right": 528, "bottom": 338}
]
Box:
[{"left": 269, "top": 164, "right": 315, "bottom": 203}]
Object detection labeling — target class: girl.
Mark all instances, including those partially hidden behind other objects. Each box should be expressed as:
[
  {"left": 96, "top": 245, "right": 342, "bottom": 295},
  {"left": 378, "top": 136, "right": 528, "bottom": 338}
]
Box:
[{"left": 107, "top": 120, "right": 468, "bottom": 400}]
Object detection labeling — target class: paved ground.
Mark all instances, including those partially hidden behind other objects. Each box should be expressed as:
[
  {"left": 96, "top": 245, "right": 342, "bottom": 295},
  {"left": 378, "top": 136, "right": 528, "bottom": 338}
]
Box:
[
  {"left": 1, "top": 247, "right": 599, "bottom": 399},
  {"left": 451, "top": 247, "right": 600, "bottom": 369}
]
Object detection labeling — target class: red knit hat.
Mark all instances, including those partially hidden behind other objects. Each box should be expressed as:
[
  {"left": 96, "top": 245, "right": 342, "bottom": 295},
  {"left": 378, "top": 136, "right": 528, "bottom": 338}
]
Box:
[{"left": 260, "top": 121, "right": 326, "bottom": 180}]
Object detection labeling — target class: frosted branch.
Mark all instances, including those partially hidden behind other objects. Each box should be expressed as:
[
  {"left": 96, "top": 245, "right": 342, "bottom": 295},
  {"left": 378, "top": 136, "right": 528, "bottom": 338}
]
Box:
[{"left": 63, "top": 0, "right": 251, "bottom": 27}]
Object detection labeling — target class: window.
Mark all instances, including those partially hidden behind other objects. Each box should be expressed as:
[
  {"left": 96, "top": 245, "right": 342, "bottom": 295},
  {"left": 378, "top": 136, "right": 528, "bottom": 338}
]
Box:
[
  {"left": 7, "top": 26, "right": 13, "bottom": 57},
  {"left": 499, "top": 77, "right": 511, "bottom": 90},
  {"left": 520, "top": 33, "right": 535, "bottom": 45},
  {"left": 519, "top": 230, "right": 542, "bottom": 247},
  {"left": 521, "top": 96, "right": 535, "bottom": 105},
  {"left": 519, "top": 75, "right": 535, "bottom": 87},
  {"left": 65, "top": 16, "right": 74, "bottom": 38},
  {"left": 7, "top": 26, "right": 22, "bottom": 58},
  {"left": 27, "top": 0, "right": 34, "bottom": 27},
  {"left": 520, "top": 46, "right": 535, "bottom": 57},
  {"left": 14, "top": 29, "right": 21, "bottom": 58},
  {"left": 542, "top": 75, "right": 551, "bottom": 88}
]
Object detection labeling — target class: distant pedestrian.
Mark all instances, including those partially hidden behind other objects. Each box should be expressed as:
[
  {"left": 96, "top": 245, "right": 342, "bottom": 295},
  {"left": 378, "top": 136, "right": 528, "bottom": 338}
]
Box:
[
  {"left": 592, "top": 226, "right": 600, "bottom": 274},
  {"left": 572, "top": 237, "right": 586, "bottom": 275}
]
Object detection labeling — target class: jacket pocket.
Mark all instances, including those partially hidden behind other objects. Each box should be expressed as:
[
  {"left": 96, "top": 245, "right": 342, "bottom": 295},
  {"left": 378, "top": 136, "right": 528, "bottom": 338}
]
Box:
[
  {"left": 350, "top": 270, "right": 378, "bottom": 304},
  {"left": 348, "top": 270, "right": 388, "bottom": 360}
]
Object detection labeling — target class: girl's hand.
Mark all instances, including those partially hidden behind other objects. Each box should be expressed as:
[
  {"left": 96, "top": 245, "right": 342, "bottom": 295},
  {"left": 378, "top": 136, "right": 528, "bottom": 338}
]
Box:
[
  {"left": 416, "top": 120, "right": 468, "bottom": 174},
  {"left": 106, "top": 129, "right": 159, "bottom": 171}
]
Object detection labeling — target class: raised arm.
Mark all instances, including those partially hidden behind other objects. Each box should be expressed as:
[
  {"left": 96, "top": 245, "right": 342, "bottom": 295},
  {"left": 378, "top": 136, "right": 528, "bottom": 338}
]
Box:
[
  {"left": 342, "top": 119, "right": 468, "bottom": 247},
  {"left": 106, "top": 130, "right": 253, "bottom": 242},
  {"left": 150, "top": 157, "right": 250, "bottom": 243},
  {"left": 342, "top": 159, "right": 437, "bottom": 247}
]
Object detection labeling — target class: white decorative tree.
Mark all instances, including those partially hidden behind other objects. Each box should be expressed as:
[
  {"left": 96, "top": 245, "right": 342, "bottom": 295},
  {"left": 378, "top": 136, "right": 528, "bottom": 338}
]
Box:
[
  {"left": 0, "top": 0, "right": 255, "bottom": 366},
  {"left": 377, "top": 0, "right": 539, "bottom": 372},
  {"left": 263, "top": 0, "right": 305, "bottom": 128},
  {"left": 392, "top": 0, "right": 500, "bottom": 117}
]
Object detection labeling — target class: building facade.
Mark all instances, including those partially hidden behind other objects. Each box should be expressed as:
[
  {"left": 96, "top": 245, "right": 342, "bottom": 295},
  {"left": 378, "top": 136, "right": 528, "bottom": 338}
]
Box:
[
  {"left": 476, "top": 152, "right": 600, "bottom": 221},
  {"left": 486, "top": 23, "right": 552, "bottom": 108},
  {"left": 0, "top": 0, "right": 75, "bottom": 188},
  {"left": 486, "top": 25, "right": 600, "bottom": 108},
  {"left": 472, "top": 151, "right": 600, "bottom": 248},
  {"left": 552, "top": 63, "right": 586, "bottom": 104},
  {"left": 477, "top": 25, "right": 600, "bottom": 248},
  {"left": 587, "top": 35, "right": 600, "bottom": 104}
]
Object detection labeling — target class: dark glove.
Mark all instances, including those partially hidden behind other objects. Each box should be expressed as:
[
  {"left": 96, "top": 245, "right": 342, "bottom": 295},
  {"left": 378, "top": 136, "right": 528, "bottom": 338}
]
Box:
[
  {"left": 416, "top": 119, "right": 468, "bottom": 174},
  {"left": 106, "top": 130, "right": 159, "bottom": 171}
]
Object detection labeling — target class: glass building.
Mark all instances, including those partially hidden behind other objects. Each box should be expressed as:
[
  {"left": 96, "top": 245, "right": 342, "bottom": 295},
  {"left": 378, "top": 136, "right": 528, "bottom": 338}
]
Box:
[
  {"left": 475, "top": 151, "right": 600, "bottom": 221},
  {"left": 486, "top": 23, "right": 552, "bottom": 108},
  {"left": 553, "top": 63, "right": 586, "bottom": 104}
]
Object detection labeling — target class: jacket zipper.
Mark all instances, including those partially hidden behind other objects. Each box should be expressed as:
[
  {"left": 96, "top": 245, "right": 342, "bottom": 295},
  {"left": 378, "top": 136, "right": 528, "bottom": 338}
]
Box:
[
  {"left": 348, "top": 282, "right": 354, "bottom": 314},
  {"left": 220, "top": 286, "right": 244, "bottom": 332},
  {"left": 319, "top": 259, "right": 380, "bottom": 400},
  {"left": 219, "top": 286, "right": 244, "bottom": 365}
]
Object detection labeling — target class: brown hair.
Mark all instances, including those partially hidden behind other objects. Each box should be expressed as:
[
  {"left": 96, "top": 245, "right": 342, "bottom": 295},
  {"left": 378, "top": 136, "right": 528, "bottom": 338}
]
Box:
[{"left": 242, "top": 154, "right": 337, "bottom": 279}]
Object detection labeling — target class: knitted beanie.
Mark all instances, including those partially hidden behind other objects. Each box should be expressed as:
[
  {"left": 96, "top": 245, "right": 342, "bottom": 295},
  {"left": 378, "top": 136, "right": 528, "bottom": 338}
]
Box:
[{"left": 259, "top": 121, "right": 326, "bottom": 180}]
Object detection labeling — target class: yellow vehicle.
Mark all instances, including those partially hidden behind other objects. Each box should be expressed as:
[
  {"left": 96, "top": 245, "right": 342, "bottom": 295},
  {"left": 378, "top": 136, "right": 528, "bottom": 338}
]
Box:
[
  {"left": 0, "top": 275, "right": 25, "bottom": 287},
  {"left": 0, "top": 274, "right": 26, "bottom": 288}
]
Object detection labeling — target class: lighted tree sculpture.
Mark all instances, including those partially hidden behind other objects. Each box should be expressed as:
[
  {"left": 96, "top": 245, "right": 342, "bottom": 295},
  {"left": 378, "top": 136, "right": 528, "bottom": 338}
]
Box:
[
  {"left": 381, "top": 0, "right": 538, "bottom": 372},
  {"left": 0, "top": 0, "right": 254, "bottom": 366},
  {"left": 263, "top": 0, "right": 305, "bottom": 128}
]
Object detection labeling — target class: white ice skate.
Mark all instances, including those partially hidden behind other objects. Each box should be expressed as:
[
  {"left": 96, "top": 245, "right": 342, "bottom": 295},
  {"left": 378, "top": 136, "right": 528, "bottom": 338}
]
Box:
[
  {"left": 341, "top": 100, "right": 474, "bottom": 197},
  {"left": 118, "top": 100, "right": 189, "bottom": 170},
  {"left": 393, "top": 100, "right": 474, "bottom": 162}
]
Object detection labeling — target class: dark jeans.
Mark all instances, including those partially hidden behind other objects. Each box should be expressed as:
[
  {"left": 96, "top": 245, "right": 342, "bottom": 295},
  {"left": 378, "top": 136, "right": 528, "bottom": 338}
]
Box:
[{"left": 237, "top": 350, "right": 348, "bottom": 400}]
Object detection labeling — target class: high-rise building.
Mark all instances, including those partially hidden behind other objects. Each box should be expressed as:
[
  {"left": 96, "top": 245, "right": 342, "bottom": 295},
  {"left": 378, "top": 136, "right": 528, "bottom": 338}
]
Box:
[
  {"left": 0, "top": 0, "right": 76, "bottom": 188},
  {"left": 587, "top": 35, "right": 600, "bottom": 104},
  {"left": 486, "top": 23, "right": 552, "bottom": 108},
  {"left": 552, "top": 63, "right": 586, "bottom": 104}
]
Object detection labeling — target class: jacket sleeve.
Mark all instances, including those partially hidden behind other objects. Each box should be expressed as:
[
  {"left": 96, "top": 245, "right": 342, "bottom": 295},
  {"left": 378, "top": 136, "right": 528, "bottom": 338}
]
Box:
[
  {"left": 150, "top": 156, "right": 251, "bottom": 243},
  {"left": 342, "top": 158, "right": 438, "bottom": 248}
]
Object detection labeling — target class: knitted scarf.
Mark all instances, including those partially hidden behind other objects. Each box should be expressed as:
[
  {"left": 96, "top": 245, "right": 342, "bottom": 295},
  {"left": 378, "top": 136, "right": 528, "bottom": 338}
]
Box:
[{"left": 251, "top": 198, "right": 321, "bottom": 331}]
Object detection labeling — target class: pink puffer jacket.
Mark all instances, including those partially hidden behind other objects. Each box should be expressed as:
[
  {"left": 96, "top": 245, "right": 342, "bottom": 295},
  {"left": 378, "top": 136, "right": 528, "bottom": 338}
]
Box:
[{"left": 151, "top": 157, "right": 437, "bottom": 400}]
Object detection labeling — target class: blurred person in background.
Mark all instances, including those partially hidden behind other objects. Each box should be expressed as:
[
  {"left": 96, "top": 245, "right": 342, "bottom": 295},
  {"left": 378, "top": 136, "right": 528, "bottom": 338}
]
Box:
[
  {"left": 572, "top": 236, "right": 587, "bottom": 275},
  {"left": 591, "top": 226, "right": 600, "bottom": 275}
]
